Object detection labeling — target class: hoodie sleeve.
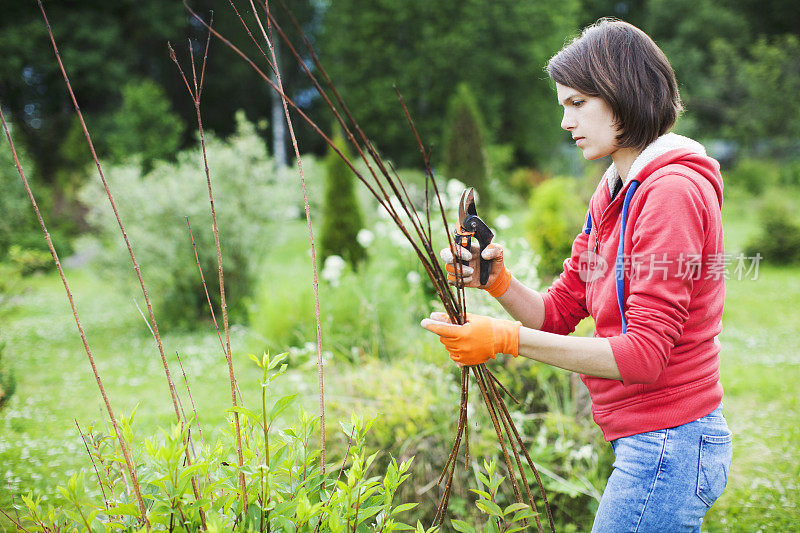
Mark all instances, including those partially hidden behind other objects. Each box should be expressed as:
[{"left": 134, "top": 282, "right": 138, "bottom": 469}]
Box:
[
  {"left": 539, "top": 222, "right": 591, "bottom": 335},
  {"left": 607, "top": 173, "right": 710, "bottom": 385}
]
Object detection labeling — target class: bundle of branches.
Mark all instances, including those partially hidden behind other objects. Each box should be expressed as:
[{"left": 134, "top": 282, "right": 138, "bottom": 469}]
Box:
[{"left": 186, "top": 1, "right": 556, "bottom": 530}]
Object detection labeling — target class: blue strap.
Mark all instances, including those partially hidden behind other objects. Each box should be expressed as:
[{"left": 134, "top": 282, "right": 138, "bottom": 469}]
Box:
[
  {"left": 582, "top": 211, "right": 592, "bottom": 235},
  {"left": 615, "top": 180, "right": 640, "bottom": 333}
]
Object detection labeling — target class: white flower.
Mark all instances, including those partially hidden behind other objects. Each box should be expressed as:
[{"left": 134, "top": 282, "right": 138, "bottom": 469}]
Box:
[
  {"left": 406, "top": 271, "right": 421, "bottom": 285},
  {"left": 494, "top": 214, "right": 512, "bottom": 230},
  {"left": 446, "top": 178, "right": 467, "bottom": 201},
  {"left": 357, "top": 228, "right": 375, "bottom": 248},
  {"left": 321, "top": 255, "right": 346, "bottom": 286}
]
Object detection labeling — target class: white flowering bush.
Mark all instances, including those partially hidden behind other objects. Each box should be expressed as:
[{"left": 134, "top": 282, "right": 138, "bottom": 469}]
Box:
[{"left": 79, "top": 112, "right": 306, "bottom": 328}]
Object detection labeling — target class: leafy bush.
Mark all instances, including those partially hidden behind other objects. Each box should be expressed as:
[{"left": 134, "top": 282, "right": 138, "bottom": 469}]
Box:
[
  {"left": 80, "top": 112, "right": 302, "bottom": 329},
  {"left": 745, "top": 194, "right": 800, "bottom": 264},
  {"left": 451, "top": 459, "right": 539, "bottom": 533},
  {"left": 107, "top": 78, "right": 184, "bottom": 173},
  {"left": 0, "top": 123, "right": 46, "bottom": 260},
  {"left": 524, "top": 177, "right": 585, "bottom": 278},
  {"left": 508, "top": 167, "right": 552, "bottom": 199},
  {"left": 491, "top": 360, "right": 612, "bottom": 530},
  {"left": 320, "top": 130, "right": 366, "bottom": 269},
  {"left": 326, "top": 353, "right": 610, "bottom": 531},
  {"left": 724, "top": 158, "right": 782, "bottom": 195},
  {"left": 9, "top": 353, "right": 432, "bottom": 532},
  {"left": 7, "top": 245, "right": 51, "bottom": 276},
  {"left": 249, "top": 218, "right": 432, "bottom": 363},
  {"left": 0, "top": 341, "right": 15, "bottom": 412}
]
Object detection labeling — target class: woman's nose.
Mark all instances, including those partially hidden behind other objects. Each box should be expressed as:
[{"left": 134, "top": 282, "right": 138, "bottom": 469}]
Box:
[{"left": 561, "top": 111, "right": 575, "bottom": 131}]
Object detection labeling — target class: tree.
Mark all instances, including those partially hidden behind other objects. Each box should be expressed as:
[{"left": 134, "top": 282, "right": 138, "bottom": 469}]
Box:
[
  {"left": 320, "top": 130, "right": 366, "bottom": 270},
  {"left": 108, "top": 78, "right": 184, "bottom": 172},
  {"left": 0, "top": 1, "right": 318, "bottom": 184},
  {"left": 319, "top": 0, "right": 579, "bottom": 168},
  {"left": 712, "top": 35, "right": 800, "bottom": 152},
  {"left": 442, "top": 83, "right": 489, "bottom": 205}
]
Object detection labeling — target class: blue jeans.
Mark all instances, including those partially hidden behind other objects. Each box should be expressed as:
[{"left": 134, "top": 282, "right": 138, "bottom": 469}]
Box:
[{"left": 592, "top": 404, "right": 732, "bottom": 532}]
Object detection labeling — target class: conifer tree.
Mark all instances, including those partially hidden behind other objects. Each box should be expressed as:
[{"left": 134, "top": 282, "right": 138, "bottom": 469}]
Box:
[
  {"left": 442, "top": 83, "right": 490, "bottom": 207},
  {"left": 320, "top": 130, "right": 366, "bottom": 269}
]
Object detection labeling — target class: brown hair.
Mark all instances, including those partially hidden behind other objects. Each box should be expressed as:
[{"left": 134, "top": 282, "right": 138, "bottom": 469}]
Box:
[{"left": 547, "top": 19, "right": 683, "bottom": 149}]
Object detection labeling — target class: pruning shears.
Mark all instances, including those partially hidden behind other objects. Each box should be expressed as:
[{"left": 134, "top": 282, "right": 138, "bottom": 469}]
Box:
[{"left": 455, "top": 188, "right": 494, "bottom": 286}]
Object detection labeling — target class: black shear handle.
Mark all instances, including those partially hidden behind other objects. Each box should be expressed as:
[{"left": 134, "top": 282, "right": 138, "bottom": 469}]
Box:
[{"left": 455, "top": 214, "right": 494, "bottom": 286}]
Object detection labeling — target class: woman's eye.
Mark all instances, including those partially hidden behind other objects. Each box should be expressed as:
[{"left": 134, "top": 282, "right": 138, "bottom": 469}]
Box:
[{"left": 572, "top": 99, "right": 585, "bottom": 107}]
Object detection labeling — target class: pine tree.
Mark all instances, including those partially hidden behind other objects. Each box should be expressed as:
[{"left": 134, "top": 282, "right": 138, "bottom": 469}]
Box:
[
  {"left": 320, "top": 130, "right": 366, "bottom": 269},
  {"left": 442, "top": 83, "right": 490, "bottom": 207}
]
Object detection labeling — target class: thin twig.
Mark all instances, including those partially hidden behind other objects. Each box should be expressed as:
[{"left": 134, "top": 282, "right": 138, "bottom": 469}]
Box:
[
  {"left": 169, "top": 17, "right": 248, "bottom": 510},
  {"left": 254, "top": 0, "right": 327, "bottom": 474},
  {"left": 175, "top": 349, "right": 204, "bottom": 447},
  {"left": 75, "top": 420, "right": 111, "bottom": 511}
]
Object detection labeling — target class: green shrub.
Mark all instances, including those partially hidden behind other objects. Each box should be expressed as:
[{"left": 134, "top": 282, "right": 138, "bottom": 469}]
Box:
[
  {"left": 0, "top": 123, "right": 44, "bottom": 261},
  {"left": 249, "top": 218, "right": 431, "bottom": 363},
  {"left": 7, "top": 245, "right": 51, "bottom": 276},
  {"left": 0, "top": 341, "right": 15, "bottom": 412},
  {"left": 491, "top": 360, "right": 612, "bottom": 530},
  {"left": 725, "top": 158, "right": 781, "bottom": 195},
  {"left": 778, "top": 160, "right": 800, "bottom": 187},
  {"left": 442, "top": 83, "right": 490, "bottom": 209},
  {"left": 328, "top": 354, "right": 610, "bottom": 531},
  {"left": 320, "top": 130, "right": 366, "bottom": 269},
  {"left": 525, "top": 177, "right": 585, "bottom": 278},
  {"left": 508, "top": 167, "right": 552, "bottom": 199},
  {"left": 79, "top": 112, "right": 301, "bottom": 329},
  {"left": 745, "top": 195, "right": 800, "bottom": 264},
  {"left": 10, "top": 353, "right": 432, "bottom": 532},
  {"left": 107, "top": 78, "right": 184, "bottom": 173}
]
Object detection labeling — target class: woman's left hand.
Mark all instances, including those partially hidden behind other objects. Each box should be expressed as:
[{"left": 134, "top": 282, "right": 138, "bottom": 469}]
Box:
[{"left": 420, "top": 312, "right": 521, "bottom": 366}]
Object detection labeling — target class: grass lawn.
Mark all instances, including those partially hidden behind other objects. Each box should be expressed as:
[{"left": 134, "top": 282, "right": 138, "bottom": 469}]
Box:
[{"left": 0, "top": 265, "right": 317, "bottom": 529}]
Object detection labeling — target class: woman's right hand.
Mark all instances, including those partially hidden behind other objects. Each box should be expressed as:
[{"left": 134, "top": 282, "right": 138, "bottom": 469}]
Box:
[{"left": 441, "top": 242, "right": 511, "bottom": 297}]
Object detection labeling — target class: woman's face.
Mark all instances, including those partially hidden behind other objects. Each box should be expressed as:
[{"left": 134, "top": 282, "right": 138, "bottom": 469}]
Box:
[{"left": 555, "top": 83, "right": 619, "bottom": 160}]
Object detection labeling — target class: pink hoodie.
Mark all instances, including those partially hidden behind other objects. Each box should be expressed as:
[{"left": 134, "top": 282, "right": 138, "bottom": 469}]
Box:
[{"left": 540, "top": 133, "right": 725, "bottom": 440}]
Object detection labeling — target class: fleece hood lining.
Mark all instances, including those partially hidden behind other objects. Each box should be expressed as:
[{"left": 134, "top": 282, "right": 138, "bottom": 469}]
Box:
[{"left": 604, "top": 133, "right": 708, "bottom": 195}]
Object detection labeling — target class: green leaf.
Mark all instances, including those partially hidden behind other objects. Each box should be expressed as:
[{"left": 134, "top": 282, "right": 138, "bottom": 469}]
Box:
[
  {"left": 504, "top": 503, "right": 530, "bottom": 515},
  {"left": 475, "top": 499, "right": 502, "bottom": 517},
  {"left": 248, "top": 353, "right": 263, "bottom": 368},
  {"left": 106, "top": 502, "right": 140, "bottom": 516},
  {"left": 390, "top": 502, "right": 418, "bottom": 515},
  {"left": 469, "top": 488, "right": 491, "bottom": 500},
  {"left": 267, "top": 352, "right": 287, "bottom": 371},
  {"left": 227, "top": 405, "right": 259, "bottom": 421},
  {"left": 269, "top": 394, "right": 298, "bottom": 423},
  {"left": 450, "top": 519, "right": 477, "bottom": 533}
]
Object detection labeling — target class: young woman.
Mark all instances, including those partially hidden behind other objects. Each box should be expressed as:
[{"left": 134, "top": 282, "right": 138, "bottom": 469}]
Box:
[{"left": 422, "top": 19, "right": 732, "bottom": 532}]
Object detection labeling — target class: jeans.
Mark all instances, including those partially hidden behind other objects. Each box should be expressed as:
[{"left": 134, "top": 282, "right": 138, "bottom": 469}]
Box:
[{"left": 592, "top": 404, "right": 732, "bottom": 532}]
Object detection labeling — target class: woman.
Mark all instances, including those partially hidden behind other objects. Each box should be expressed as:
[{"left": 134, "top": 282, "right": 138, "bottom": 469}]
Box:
[{"left": 422, "top": 19, "right": 732, "bottom": 532}]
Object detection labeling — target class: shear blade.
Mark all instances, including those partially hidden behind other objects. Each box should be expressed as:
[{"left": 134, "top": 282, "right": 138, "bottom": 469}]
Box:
[{"left": 458, "top": 188, "right": 476, "bottom": 227}]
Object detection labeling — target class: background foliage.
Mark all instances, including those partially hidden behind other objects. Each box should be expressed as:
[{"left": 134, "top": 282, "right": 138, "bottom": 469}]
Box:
[
  {"left": 320, "top": 130, "right": 366, "bottom": 269},
  {"left": 78, "top": 113, "right": 296, "bottom": 329}
]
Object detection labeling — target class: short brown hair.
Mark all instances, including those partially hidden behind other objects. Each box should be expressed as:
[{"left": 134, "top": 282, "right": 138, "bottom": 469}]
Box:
[{"left": 547, "top": 19, "right": 683, "bottom": 150}]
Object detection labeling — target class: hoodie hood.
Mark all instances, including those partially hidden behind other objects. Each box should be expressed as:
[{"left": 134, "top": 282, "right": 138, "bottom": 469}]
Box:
[{"left": 603, "top": 132, "right": 723, "bottom": 209}]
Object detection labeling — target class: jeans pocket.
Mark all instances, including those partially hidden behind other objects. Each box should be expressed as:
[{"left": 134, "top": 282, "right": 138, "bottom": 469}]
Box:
[{"left": 696, "top": 433, "right": 733, "bottom": 507}]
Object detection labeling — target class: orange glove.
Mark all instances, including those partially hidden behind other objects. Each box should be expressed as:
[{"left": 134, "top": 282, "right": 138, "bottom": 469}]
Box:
[
  {"left": 442, "top": 242, "right": 511, "bottom": 297},
  {"left": 421, "top": 312, "right": 521, "bottom": 366}
]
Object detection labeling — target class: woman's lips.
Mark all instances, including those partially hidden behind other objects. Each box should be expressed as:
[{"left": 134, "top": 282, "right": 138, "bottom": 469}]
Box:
[{"left": 574, "top": 137, "right": 585, "bottom": 146}]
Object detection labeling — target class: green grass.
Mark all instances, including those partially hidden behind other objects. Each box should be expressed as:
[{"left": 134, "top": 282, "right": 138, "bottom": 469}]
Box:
[
  {"left": 703, "top": 266, "right": 800, "bottom": 531},
  {"left": 0, "top": 265, "right": 315, "bottom": 527},
  {"left": 700, "top": 188, "right": 800, "bottom": 531}
]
